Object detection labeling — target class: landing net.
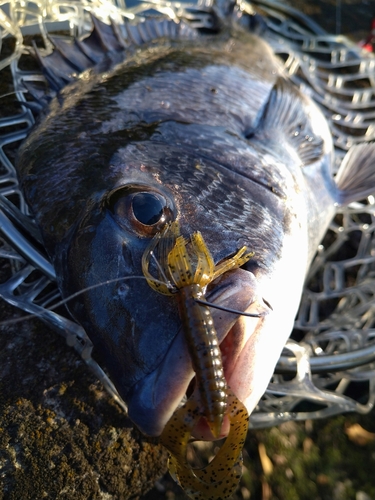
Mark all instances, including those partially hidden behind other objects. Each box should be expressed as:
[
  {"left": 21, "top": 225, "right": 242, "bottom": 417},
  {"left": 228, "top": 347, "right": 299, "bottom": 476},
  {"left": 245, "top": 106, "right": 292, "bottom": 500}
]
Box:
[{"left": 0, "top": 0, "right": 375, "bottom": 426}]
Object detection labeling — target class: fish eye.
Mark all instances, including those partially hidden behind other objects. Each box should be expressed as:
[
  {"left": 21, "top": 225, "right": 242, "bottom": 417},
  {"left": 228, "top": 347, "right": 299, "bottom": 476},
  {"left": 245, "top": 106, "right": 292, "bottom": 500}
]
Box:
[
  {"left": 132, "top": 192, "right": 167, "bottom": 225},
  {"left": 107, "top": 186, "right": 174, "bottom": 236}
]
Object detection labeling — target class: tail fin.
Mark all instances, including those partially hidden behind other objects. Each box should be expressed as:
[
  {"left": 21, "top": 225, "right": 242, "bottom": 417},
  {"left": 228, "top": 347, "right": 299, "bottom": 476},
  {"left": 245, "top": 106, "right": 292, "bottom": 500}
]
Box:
[{"left": 335, "top": 143, "right": 375, "bottom": 205}]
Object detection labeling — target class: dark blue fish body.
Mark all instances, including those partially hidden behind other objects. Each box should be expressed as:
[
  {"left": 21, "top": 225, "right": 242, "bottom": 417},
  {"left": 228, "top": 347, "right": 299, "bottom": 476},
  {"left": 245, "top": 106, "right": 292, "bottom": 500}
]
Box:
[{"left": 15, "top": 14, "right": 375, "bottom": 437}]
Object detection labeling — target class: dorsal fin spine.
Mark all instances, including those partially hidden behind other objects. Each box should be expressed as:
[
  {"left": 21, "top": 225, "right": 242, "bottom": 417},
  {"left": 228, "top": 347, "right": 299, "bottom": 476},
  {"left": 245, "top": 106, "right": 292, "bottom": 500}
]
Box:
[
  {"left": 29, "top": 16, "right": 198, "bottom": 104},
  {"left": 110, "top": 18, "right": 129, "bottom": 49}
]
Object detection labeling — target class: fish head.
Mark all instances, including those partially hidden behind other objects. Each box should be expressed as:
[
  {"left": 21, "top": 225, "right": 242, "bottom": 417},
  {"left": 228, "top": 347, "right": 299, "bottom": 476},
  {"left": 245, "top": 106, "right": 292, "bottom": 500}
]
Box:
[{"left": 51, "top": 124, "right": 307, "bottom": 438}]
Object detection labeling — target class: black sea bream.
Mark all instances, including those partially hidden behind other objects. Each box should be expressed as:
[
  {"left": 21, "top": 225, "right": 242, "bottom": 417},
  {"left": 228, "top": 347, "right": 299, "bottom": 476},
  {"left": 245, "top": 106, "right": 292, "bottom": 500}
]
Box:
[{"left": 15, "top": 7, "right": 375, "bottom": 438}]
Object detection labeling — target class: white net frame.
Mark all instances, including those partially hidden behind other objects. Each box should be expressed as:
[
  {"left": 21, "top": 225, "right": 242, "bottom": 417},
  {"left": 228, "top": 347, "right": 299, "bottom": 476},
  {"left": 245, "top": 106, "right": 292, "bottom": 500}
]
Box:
[{"left": 0, "top": 0, "right": 375, "bottom": 428}]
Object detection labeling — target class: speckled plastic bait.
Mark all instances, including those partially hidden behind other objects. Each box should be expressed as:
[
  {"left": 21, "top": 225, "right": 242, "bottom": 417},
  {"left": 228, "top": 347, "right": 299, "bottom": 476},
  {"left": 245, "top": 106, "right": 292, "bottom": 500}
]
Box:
[
  {"left": 142, "top": 221, "right": 251, "bottom": 497},
  {"left": 142, "top": 221, "right": 252, "bottom": 437},
  {"left": 160, "top": 388, "right": 249, "bottom": 500}
]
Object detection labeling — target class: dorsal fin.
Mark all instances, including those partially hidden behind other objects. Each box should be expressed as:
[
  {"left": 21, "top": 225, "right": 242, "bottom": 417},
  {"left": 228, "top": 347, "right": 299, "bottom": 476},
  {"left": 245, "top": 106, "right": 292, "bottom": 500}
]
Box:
[
  {"left": 47, "top": 36, "right": 94, "bottom": 71},
  {"left": 31, "top": 16, "right": 198, "bottom": 95},
  {"left": 21, "top": 80, "right": 53, "bottom": 109},
  {"left": 33, "top": 40, "right": 76, "bottom": 91}
]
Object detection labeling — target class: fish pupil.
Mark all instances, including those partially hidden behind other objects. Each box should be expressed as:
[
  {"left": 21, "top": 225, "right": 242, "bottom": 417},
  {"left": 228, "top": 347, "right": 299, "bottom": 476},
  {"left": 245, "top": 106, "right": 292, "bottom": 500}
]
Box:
[{"left": 132, "top": 192, "right": 165, "bottom": 225}]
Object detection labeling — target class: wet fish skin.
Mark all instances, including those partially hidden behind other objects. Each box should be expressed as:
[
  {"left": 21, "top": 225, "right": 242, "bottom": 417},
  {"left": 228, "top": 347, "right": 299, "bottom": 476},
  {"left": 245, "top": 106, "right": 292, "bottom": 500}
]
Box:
[{"left": 16, "top": 20, "right": 375, "bottom": 437}]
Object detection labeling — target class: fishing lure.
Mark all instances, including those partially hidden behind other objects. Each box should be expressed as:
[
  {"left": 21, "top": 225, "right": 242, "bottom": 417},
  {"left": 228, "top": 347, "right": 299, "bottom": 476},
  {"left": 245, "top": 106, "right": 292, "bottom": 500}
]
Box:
[
  {"left": 142, "top": 221, "right": 252, "bottom": 497},
  {"left": 142, "top": 221, "right": 253, "bottom": 437}
]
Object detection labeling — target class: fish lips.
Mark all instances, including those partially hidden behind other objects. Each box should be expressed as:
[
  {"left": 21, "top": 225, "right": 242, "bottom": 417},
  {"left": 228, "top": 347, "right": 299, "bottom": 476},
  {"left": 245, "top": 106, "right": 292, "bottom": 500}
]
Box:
[{"left": 126, "top": 268, "right": 271, "bottom": 437}]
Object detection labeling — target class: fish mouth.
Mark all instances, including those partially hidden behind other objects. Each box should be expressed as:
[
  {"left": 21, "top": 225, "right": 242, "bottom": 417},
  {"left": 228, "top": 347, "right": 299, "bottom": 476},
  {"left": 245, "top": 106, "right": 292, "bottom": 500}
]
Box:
[{"left": 127, "top": 268, "right": 272, "bottom": 438}]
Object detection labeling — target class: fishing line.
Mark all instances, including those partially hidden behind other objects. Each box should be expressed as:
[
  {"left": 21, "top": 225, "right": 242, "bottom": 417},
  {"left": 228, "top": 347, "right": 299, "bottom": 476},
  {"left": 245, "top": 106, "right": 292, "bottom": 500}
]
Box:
[
  {"left": 0, "top": 274, "right": 267, "bottom": 327},
  {"left": 0, "top": 275, "right": 163, "bottom": 328},
  {"left": 194, "top": 298, "right": 265, "bottom": 318},
  {"left": 0, "top": 90, "right": 28, "bottom": 100},
  {"left": 147, "top": 245, "right": 268, "bottom": 320},
  {"left": 150, "top": 249, "right": 175, "bottom": 292},
  {"left": 1, "top": 224, "right": 263, "bottom": 327}
]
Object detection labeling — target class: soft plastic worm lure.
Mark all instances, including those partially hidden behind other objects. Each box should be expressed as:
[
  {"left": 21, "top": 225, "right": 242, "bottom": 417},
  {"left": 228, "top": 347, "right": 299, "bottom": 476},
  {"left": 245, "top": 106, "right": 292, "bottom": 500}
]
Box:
[
  {"left": 142, "top": 221, "right": 253, "bottom": 437},
  {"left": 142, "top": 221, "right": 252, "bottom": 498}
]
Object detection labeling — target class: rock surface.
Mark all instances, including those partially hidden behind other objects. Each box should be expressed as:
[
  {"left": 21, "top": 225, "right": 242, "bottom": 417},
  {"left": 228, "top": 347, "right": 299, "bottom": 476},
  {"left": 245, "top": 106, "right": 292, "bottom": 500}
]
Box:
[{"left": 0, "top": 299, "right": 168, "bottom": 500}]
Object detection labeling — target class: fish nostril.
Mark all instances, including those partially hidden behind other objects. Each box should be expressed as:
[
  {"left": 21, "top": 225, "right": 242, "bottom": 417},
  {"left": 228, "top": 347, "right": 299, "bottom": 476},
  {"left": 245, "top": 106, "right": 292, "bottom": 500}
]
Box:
[{"left": 117, "top": 284, "right": 130, "bottom": 297}]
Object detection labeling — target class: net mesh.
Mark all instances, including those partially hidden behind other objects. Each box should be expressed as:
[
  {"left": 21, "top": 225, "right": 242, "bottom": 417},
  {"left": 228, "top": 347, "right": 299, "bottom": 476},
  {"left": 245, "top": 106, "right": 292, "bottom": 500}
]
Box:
[{"left": 1, "top": 0, "right": 375, "bottom": 427}]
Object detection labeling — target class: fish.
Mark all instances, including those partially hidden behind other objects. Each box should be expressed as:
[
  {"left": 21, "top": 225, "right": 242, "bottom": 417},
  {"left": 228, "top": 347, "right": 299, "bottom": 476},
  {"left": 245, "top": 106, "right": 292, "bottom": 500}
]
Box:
[{"left": 13, "top": 0, "right": 375, "bottom": 446}]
